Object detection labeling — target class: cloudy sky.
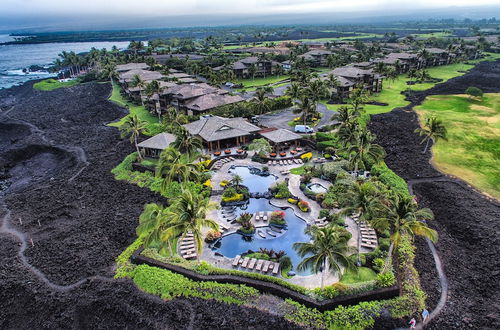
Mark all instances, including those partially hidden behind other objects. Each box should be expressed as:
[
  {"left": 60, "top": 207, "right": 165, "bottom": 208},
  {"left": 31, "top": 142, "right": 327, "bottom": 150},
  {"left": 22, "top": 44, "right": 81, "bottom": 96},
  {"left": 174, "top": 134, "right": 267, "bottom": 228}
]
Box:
[{"left": 2, "top": 0, "right": 500, "bottom": 16}]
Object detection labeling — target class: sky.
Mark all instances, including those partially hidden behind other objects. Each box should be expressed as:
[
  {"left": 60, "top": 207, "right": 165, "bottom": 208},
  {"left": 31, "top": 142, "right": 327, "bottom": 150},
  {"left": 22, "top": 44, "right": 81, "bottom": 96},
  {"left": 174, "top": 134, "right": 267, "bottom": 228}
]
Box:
[{"left": 2, "top": 0, "right": 500, "bottom": 16}]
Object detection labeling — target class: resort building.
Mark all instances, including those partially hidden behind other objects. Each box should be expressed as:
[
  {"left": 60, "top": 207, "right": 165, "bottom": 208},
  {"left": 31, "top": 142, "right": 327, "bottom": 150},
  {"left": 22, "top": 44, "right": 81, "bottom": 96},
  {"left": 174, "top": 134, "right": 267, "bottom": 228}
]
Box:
[
  {"left": 259, "top": 128, "right": 302, "bottom": 152},
  {"left": 183, "top": 116, "right": 260, "bottom": 151},
  {"left": 299, "top": 50, "right": 333, "bottom": 66},
  {"left": 137, "top": 132, "right": 176, "bottom": 158},
  {"left": 377, "top": 52, "right": 422, "bottom": 72},
  {"left": 116, "top": 62, "right": 149, "bottom": 72},
  {"left": 219, "top": 56, "right": 282, "bottom": 78},
  {"left": 118, "top": 69, "right": 164, "bottom": 85},
  {"left": 156, "top": 83, "right": 244, "bottom": 115},
  {"left": 330, "top": 66, "right": 383, "bottom": 93}
]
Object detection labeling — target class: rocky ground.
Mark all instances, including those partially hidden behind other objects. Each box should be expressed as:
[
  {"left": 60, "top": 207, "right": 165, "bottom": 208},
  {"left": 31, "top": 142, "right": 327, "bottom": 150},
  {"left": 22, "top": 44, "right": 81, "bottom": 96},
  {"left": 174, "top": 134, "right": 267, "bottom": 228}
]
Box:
[
  {"left": 369, "top": 59, "right": 500, "bottom": 329},
  {"left": 0, "top": 82, "right": 299, "bottom": 329}
]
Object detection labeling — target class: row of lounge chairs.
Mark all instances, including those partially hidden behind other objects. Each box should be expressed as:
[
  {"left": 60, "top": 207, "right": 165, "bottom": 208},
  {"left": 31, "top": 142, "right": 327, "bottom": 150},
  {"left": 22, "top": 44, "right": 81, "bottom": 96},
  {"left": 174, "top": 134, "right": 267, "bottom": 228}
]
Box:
[
  {"left": 212, "top": 157, "right": 235, "bottom": 171},
  {"left": 349, "top": 170, "right": 371, "bottom": 178},
  {"left": 179, "top": 232, "right": 197, "bottom": 260},
  {"left": 221, "top": 206, "right": 237, "bottom": 222},
  {"left": 232, "top": 255, "right": 280, "bottom": 275},
  {"left": 267, "top": 159, "right": 303, "bottom": 166},
  {"left": 254, "top": 211, "right": 269, "bottom": 222},
  {"left": 314, "top": 217, "right": 328, "bottom": 227},
  {"left": 354, "top": 218, "right": 378, "bottom": 249},
  {"left": 312, "top": 157, "right": 329, "bottom": 163}
]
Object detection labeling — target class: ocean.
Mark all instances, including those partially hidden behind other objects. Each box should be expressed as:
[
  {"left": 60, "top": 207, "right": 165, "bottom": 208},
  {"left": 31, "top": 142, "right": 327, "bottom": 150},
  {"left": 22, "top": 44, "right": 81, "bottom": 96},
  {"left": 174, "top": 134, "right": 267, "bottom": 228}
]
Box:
[{"left": 0, "top": 35, "right": 130, "bottom": 90}]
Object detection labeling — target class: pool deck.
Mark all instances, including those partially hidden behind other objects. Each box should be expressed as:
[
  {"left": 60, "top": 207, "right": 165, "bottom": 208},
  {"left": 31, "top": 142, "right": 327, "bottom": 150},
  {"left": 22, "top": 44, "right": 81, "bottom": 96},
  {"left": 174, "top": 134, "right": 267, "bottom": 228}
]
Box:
[{"left": 202, "top": 155, "right": 362, "bottom": 288}]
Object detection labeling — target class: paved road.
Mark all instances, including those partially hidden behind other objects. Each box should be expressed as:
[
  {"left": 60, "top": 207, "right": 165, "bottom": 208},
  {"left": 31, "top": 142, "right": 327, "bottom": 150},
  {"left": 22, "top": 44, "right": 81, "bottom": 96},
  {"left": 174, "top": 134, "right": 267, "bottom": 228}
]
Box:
[{"left": 258, "top": 102, "right": 336, "bottom": 131}]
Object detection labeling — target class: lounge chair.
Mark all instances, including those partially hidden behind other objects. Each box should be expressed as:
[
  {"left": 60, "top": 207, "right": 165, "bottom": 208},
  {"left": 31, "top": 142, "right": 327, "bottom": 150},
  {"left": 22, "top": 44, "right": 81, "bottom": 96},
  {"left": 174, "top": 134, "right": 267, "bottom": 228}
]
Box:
[
  {"left": 272, "top": 160, "right": 277, "bottom": 166},
  {"left": 262, "top": 213, "right": 268, "bottom": 221},
  {"left": 361, "top": 243, "right": 376, "bottom": 249},
  {"left": 262, "top": 261, "right": 270, "bottom": 272},
  {"left": 184, "top": 253, "right": 197, "bottom": 260},
  {"left": 255, "top": 259, "right": 264, "bottom": 271},
  {"left": 248, "top": 258, "right": 257, "bottom": 269},
  {"left": 232, "top": 255, "right": 241, "bottom": 267},
  {"left": 241, "top": 257, "right": 250, "bottom": 268},
  {"left": 288, "top": 160, "right": 293, "bottom": 165},
  {"left": 298, "top": 159, "right": 303, "bottom": 164},
  {"left": 272, "top": 262, "right": 280, "bottom": 275},
  {"left": 267, "top": 161, "right": 272, "bottom": 165}
]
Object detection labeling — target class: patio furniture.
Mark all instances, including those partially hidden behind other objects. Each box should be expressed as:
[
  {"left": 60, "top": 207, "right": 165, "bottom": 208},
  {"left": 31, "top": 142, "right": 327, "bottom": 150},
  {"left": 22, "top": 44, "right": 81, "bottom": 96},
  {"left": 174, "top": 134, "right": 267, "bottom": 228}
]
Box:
[
  {"left": 296, "top": 147, "right": 303, "bottom": 152},
  {"left": 255, "top": 259, "right": 264, "bottom": 271},
  {"left": 262, "top": 261, "right": 270, "bottom": 272},
  {"left": 263, "top": 213, "right": 268, "bottom": 221},
  {"left": 272, "top": 262, "right": 280, "bottom": 275},
  {"left": 267, "top": 161, "right": 272, "bottom": 165},
  {"left": 248, "top": 258, "right": 257, "bottom": 269},
  {"left": 236, "top": 149, "right": 244, "bottom": 154},
  {"left": 232, "top": 255, "right": 241, "bottom": 267},
  {"left": 270, "top": 153, "right": 277, "bottom": 158},
  {"left": 224, "top": 149, "right": 231, "bottom": 154},
  {"left": 272, "top": 160, "right": 277, "bottom": 166},
  {"left": 297, "top": 159, "right": 303, "bottom": 164},
  {"left": 214, "top": 151, "right": 221, "bottom": 156},
  {"left": 290, "top": 150, "right": 297, "bottom": 155},
  {"left": 241, "top": 257, "right": 250, "bottom": 268},
  {"left": 279, "top": 152, "right": 286, "bottom": 157}
]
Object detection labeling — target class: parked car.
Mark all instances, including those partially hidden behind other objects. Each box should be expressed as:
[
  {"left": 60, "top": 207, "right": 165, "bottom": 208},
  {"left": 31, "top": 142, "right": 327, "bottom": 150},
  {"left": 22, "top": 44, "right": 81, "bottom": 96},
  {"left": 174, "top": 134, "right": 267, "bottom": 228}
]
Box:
[{"left": 294, "top": 125, "right": 314, "bottom": 133}]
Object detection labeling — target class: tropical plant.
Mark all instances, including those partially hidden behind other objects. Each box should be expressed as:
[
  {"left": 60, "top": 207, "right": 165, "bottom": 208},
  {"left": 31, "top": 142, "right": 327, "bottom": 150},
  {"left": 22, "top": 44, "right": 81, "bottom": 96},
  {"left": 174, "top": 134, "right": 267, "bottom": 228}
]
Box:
[
  {"left": 160, "top": 189, "right": 219, "bottom": 256},
  {"left": 156, "top": 147, "right": 202, "bottom": 190},
  {"left": 119, "top": 114, "right": 148, "bottom": 160},
  {"left": 285, "top": 82, "right": 302, "bottom": 100},
  {"left": 293, "top": 225, "right": 355, "bottom": 288},
  {"left": 136, "top": 203, "right": 171, "bottom": 252},
  {"left": 171, "top": 126, "right": 203, "bottom": 159},
  {"left": 294, "top": 95, "right": 317, "bottom": 125},
  {"left": 343, "top": 128, "right": 385, "bottom": 172},
  {"left": 248, "top": 138, "right": 273, "bottom": 157},
  {"left": 465, "top": 86, "right": 483, "bottom": 99},
  {"left": 130, "top": 74, "right": 146, "bottom": 106},
  {"left": 414, "top": 115, "right": 448, "bottom": 154}
]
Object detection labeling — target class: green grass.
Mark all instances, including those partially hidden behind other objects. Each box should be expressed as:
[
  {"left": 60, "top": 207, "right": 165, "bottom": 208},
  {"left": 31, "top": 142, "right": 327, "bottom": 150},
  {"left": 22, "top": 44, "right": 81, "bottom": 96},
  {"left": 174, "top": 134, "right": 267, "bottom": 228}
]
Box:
[
  {"left": 323, "top": 61, "right": 493, "bottom": 115},
  {"left": 140, "top": 158, "right": 159, "bottom": 167},
  {"left": 235, "top": 75, "right": 289, "bottom": 88},
  {"left": 108, "top": 83, "right": 161, "bottom": 136},
  {"left": 412, "top": 31, "right": 452, "bottom": 38},
  {"left": 340, "top": 267, "right": 377, "bottom": 284},
  {"left": 415, "top": 93, "right": 500, "bottom": 200},
  {"left": 33, "top": 78, "right": 79, "bottom": 91},
  {"left": 297, "top": 33, "right": 384, "bottom": 43},
  {"left": 290, "top": 165, "right": 305, "bottom": 175}
]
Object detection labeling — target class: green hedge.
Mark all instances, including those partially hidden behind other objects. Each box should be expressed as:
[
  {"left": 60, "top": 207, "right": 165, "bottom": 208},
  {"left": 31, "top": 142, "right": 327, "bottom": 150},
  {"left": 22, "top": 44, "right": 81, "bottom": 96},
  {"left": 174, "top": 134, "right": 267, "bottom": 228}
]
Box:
[
  {"left": 371, "top": 162, "right": 411, "bottom": 198},
  {"left": 115, "top": 236, "right": 143, "bottom": 278},
  {"left": 131, "top": 264, "right": 259, "bottom": 304}
]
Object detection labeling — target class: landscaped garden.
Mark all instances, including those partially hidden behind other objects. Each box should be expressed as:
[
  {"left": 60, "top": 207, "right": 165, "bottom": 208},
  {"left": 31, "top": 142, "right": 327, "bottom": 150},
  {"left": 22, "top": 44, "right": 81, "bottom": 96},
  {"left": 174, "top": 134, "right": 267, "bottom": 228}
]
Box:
[
  {"left": 33, "top": 78, "right": 80, "bottom": 91},
  {"left": 415, "top": 93, "right": 500, "bottom": 199}
]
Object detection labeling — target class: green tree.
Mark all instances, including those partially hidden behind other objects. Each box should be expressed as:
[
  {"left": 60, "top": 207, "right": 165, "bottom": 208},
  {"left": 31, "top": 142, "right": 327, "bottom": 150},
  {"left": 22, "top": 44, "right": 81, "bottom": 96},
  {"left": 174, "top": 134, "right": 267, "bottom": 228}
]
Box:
[
  {"left": 130, "top": 74, "right": 146, "bottom": 106},
  {"left": 248, "top": 63, "right": 257, "bottom": 80},
  {"left": 248, "top": 138, "right": 273, "bottom": 157},
  {"left": 119, "top": 114, "right": 148, "bottom": 160},
  {"left": 465, "top": 86, "right": 483, "bottom": 99},
  {"left": 285, "top": 82, "right": 301, "bottom": 100},
  {"left": 294, "top": 95, "right": 317, "bottom": 125},
  {"left": 156, "top": 147, "right": 202, "bottom": 190},
  {"left": 253, "top": 88, "right": 270, "bottom": 114},
  {"left": 136, "top": 203, "right": 172, "bottom": 253},
  {"left": 172, "top": 127, "right": 203, "bottom": 159},
  {"left": 161, "top": 189, "right": 219, "bottom": 257},
  {"left": 414, "top": 115, "right": 448, "bottom": 154},
  {"left": 293, "top": 225, "right": 354, "bottom": 289},
  {"left": 343, "top": 128, "right": 385, "bottom": 172}
]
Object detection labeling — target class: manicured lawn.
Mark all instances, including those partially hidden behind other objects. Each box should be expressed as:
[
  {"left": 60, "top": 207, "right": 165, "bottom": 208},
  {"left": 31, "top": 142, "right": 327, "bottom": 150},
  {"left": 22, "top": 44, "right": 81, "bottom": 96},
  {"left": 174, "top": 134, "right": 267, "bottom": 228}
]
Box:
[
  {"left": 340, "top": 267, "right": 377, "bottom": 284},
  {"left": 415, "top": 93, "right": 500, "bottom": 200},
  {"left": 108, "top": 83, "right": 161, "bottom": 136},
  {"left": 141, "top": 158, "right": 159, "bottom": 168},
  {"left": 33, "top": 78, "right": 79, "bottom": 91},
  {"left": 290, "top": 165, "right": 305, "bottom": 175},
  {"left": 412, "top": 31, "right": 452, "bottom": 38},
  {"left": 297, "top": 33, "right": 384, "bottom": 43}
]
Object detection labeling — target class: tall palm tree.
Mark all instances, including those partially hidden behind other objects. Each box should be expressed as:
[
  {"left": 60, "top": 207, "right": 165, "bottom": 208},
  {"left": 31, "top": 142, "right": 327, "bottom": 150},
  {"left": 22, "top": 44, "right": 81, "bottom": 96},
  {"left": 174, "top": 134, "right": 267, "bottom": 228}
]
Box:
[
  {"left": 119, "top": 114, "right": 148, "bottom": 160},
  {"left": 156, "top": 147, "right": 202, "bottom": 190},
  {"left": 294, "top": 95, "right": 317, "bottom": 125},
  {"left": 343, "top": 128, "right": 385, "bottom": 172},
  {"left": 172, "top": 127, "right": 203, "bottom": 159},
  {"left": 136, "top": 203, "right": 171, "bottom": 252},
  {"left": 305, "top": 79, "right": 329, "bottom": 103},
  {"left": 293, "top": 225, "right": 355, "bottom": 289},
  {"left": 348, "top": 85, "right": 369, "bottom": 114},
  {"left": 230, "top": 174, "right": 243, "bottom": 191},
  {"left": 285, "top": 82, "right": 301, "bottom": 100},
  {"left": 161, "top": 189, "right": 219, "bottom": 256},
  {"left": 131, "top": 74, "right": 146, "bottom": 106},
  {"left": 102, "top": 64, "right": 118, "bottom": 84},
  {"left": 371, "top": 193, "right": 438, "bottom": 263},
  {"left": 253, "top": 88, "right": 270, "bottom": 114},
  {"left": 414, "top": 115, "right": 448, "bottom": 154}
]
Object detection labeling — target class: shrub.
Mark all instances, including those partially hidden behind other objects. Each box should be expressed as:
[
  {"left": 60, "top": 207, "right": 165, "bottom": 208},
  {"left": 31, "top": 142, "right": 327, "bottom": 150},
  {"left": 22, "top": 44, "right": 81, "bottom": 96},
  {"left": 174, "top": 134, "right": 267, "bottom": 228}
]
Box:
[
  {"left": 298, "top": 200, "right": 310, "bottom": 212},
  {"left": 115, "top": 236, "right": 144, "bottom": 278},
  {"left": 222, "top": 193, "right": 244, "bottom": 203},
  {"left": 313, "top": 286, "right": 339, "bottom": 300},
  {"left": 321, "top": 160, "right": 349, "bottom": 182},
  {"left": 373, "top": 258, "right": 385, "bottom": 272},
  {"left": 378, "top": 238, "right": 391, "bottom": 252},
  {"left": 321, "top": 197, "right": 336, "bottom": 209},
  {"left": 279, "top": 256, "right": 292, "bottom": 270},
  {"left": 315, "top": 192, "right": 326, "bottom": 203},
  {"left": 300, "top": 152, "right": 313, "bottom": 161},
  {"left": 465, "top": 86, "right": 483, "bottom": 98},
  {"left": 324, "top": 301, "right": 384, "bottom": 329},
  {"left": 203, "top": 179, "right": 212, "bottom": 188},
  {"left": 283, "top": 300, "right": 327, "bottom": 329},
  {"left": 273, "top": 181, "right": 291, "bottom": 199},
  {"left": 246, "top": 252, "right": 270, "bottom": 260},
  {"left": 288, "top": 198, "right": 298, "bottom": 204},
  {"left": 319, "top": 209, "right": 330, "bottom": 219},
  {"left": 220, "top": 180, "right": 229, "bottom": 187},
  {"left": 371, "top": 162, "right": 411, "bottom": 198},
  {"left": 205, "top": 230, "right": 221, "bottom": 243},
  {"left": 376, "top": 271, "right": 396, "bottom": 287},
  {"left": 270, "top": 210, "right": 286, "bottom": 225}
]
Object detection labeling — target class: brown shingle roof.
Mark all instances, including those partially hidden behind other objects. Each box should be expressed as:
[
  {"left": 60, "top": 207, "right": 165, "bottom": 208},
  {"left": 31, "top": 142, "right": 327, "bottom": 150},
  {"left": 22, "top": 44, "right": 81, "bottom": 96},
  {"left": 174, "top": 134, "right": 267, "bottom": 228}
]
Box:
[
  {"left": 259, "top": 128, "right": 301, "bottom": 143},
  {"left": 331, "top": 66, "right": 373, "bottom": 79},
  {"left": 184, "top": 93, "right": 244, "bottom": 112},
  {"left": 137, "top": 132, "right": 176, "bottom": 150},
  {"left": 116, "top": 63, "right": 149, "bottom": 72},
  {"left": 119, "top": 69, "right": 164, "bottom": 83},
  {"left": 184, "top": 116, "right": 260, "bottom": 142}
]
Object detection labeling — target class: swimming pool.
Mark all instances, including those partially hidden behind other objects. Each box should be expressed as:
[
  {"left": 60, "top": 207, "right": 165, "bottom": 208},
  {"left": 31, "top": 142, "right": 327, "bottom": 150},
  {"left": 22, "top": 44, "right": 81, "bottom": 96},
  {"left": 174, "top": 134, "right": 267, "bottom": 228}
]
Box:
[
  {"left": 228, "top": 165, "right": 277, "bottom": 193},
  {"left": 307, "top": 183, "right": 328, "bottom": 194},
  {"left": 213, "top": 198, "right": 313, "bottom": 275}
]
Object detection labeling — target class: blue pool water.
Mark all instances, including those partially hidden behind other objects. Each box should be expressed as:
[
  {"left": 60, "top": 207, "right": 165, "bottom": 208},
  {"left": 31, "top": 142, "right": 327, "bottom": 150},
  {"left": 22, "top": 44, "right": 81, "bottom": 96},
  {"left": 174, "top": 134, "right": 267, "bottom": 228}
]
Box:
[
  {"left": 228, "top": 166, "right": 277, "bottom": 193},
  {"left": 213, "top": 198, "right": 313, "bottom": 275}
]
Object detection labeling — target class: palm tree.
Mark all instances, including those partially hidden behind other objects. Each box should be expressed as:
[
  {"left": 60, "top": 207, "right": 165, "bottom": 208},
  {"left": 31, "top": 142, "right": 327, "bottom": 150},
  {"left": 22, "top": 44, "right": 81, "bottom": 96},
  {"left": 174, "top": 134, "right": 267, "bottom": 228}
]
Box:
[
  {"left": 343, "top": 128, "right": 386, "bottom": 172},
  {"left": 102, "top": 64, "right": 118, "bottom": 84},
  {"left": 248, "top": 63, "right": 257, "bottom": 80},
  {"left": 230, "top": 174, "right": 243, "bottom": 191},
  {"left": 414, "top": 115, "right": 448, "bottom": 154},
  {"left": 371, "top": 193, "right": 438, "bottom": 263},
  {"left": 172, "top": 127, "right": 203, "bottom": 159},
  {"left": 136, "top": 203, "right": 171, "bottom": 253},
  {"left": 294, "top": 95, "right": 317, "bottom": 125},
  {"left": 131, "top": 74, "right": 146, "bottom": 106},
  {"left": 253, "top": 88, "right": 270, "bottom": 114},
  {"left": 305, "top": 79, "right": 329, "bottom": 103},
  {"left": 119, "top": 114, "right": 148, "bottom": 160},
  {"left": 156, "top": 147, "right": 202, "bottom": 190},
  {"left": 285, "top": 82, "right": 301, "bottom": 100},
  {"left": 348, "top": 85, "right": 369, "bottom": 114},
  {"left": 293, "top": 225, "right": 354, "bottom": 289},
  {"left": 161, "top": 189, "right": 219, "bottom": 256}
]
